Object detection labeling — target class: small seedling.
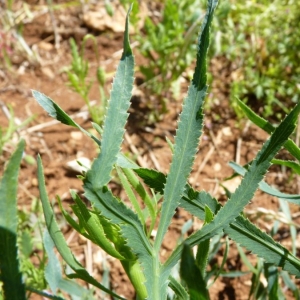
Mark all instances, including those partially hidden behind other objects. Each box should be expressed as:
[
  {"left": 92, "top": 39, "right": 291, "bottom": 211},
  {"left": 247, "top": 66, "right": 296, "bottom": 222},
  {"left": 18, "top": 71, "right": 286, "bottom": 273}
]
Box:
[{"left": 66, "top": 35, "right": 108, "bottom": 125}]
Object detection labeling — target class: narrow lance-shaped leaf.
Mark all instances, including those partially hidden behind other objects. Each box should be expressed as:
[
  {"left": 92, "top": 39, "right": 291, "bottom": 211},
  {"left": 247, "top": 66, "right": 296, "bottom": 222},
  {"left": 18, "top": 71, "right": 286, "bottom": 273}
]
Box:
[
  {"left": 0, "top": 140, "right": 26, "bottom": 300},
  {"left": 228, "top": 161, "right": 300, "bottom": 205},
  {"left": 271, "top": 159, "right": 300, "bottom": 175},
  {"left": 163, "top": 102, "right": 300, "bottom": 276},
  {"left": 181, "top": 184, "right": 300, "bottom": 278},
  {"left": 180, "top": 244, "right": 209, "bottom": 300},
  {"left": 84, "top": 6, "right": 134, "bottom": 190},
  {"left": 37, "top": 155, "right": 125, "bottom": 300},
  {"left": 32, "top": 89, "right": 139, "bottom": 171},
  {"left": 44, "top": 229, "right": 93, "bottom": 299},
  {"left": 168, "top": 276, "right": 189, "bottom": 300},
  {"left": 195, "top": 205, "right": 214, "bottom": 278},
  {"left": 121, "top": 167, "right": 156, "bottom": 229},
  {"left": 237, "top": 98, "right": 300, "bottom": 161},
  {"left": 154, "top": 0, "right": 218, "bottom": 254},
  {"left": 44, "top": 229, "right": 62, "bottom": 294},
  {"left": 32, "top": 90, "right": 101, "bottom": 146},
  {"left": 225, "top": 215, "right": 300, "bottom": 278},
  {"left": 116, "top": 167, "right": 145, "bottom": 225}
]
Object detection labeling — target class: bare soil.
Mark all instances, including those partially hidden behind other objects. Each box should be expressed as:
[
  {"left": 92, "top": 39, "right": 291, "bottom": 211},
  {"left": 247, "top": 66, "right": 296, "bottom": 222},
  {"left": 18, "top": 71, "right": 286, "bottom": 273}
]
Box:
[{"left": 1, "top": 1, "right": 299, "bottom": 299}]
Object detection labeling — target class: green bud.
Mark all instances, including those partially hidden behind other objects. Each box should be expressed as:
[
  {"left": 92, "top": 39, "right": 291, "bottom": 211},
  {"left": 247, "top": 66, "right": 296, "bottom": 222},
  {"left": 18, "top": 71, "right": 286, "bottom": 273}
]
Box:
[
  {"left": 105, "top": 3, "right": 114, "bottom": 17},
  {"left": 96, "top": 67, "right": 106, "bottom": 87}
]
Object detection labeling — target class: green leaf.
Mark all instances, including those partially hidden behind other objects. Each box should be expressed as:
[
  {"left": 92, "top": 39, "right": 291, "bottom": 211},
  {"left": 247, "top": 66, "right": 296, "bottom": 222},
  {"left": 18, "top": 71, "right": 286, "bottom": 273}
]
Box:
[
  {"left": 32, "top": 90, "right": 101, "bottom": 146},
  {"left": 44, "top": 229, "right": 62, "bottom": 294},
  {"left": 164, "top": 102, "right": 300, "bottom": 276},
  {"left": 180, "top": 244, "right": 209, "bottom": 300},
  {"left": 116, "top": 167, "right": 145, "bottom": 225},
  {"left": 182, "top": 192, "right": 300, "bottom": 278},
  {"left": 225, "top": 216, "right": 300, "bottom": 278},
  {"left": 57, "top": 196, "right": 85, "bottom": 235},
  {"left": 84, "top": 7, "right": 134, "bottom": 189},
  {"left": 264, "top": 264, "right": 279, "bottom": 300},
  {"left": 249, "top": 259, "right": 264, "bottom": 299},
  {"left": 44, "top": 229, "right": 93, "bottom": 299},
  {"left": 209, "top": 237, "right": 229, "bottom": 285},
  {"left": 168, "top": 275, "right": 189, "bottom": 300},
  {"left": 70, "top": 191, "right": 125, "bottom": 260},
  {"left": 154, "top": 0, "right": 218, "bottom": 254},
  {"left": 0, "top": 140, "right": 26, "bottom": 300},
  {"left": 195, "top": 206, "right": 214, "bottom": 278},
  {"left": 134, "top": 168, "right": 166, "bottom": 194},
  {"left": 237, "top": 98, "right": 300, "bottom": 161},
  {"left": 228, "top": 161, "right": 300, "bottom": 205},
  {"left": 116, "top": 154, "right": 139, "bottom": 169},
  {"left": 32, "top": 88, "right": 140, "bottom": 175},
  {"left": 181, "top": 190, "right": 221, "bottom": 219},
  {"left": 37, "top": 155, "right": 125, "bottom": 300},
  {"left": 271, "top": 159, "right": 300, "bottom": 175},
  {"left": 122, "top": 167, "right": 156, "bottom": 231},
  {"left": 83, "top": 186, "right": 150, "bottom": 299}
]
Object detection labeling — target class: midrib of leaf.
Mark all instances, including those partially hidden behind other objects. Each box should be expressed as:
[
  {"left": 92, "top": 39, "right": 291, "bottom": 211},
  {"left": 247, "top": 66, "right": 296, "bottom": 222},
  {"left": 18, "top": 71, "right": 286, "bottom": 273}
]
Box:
[{"left": 163, "top": 102, "right": 300, "bottom": 276}]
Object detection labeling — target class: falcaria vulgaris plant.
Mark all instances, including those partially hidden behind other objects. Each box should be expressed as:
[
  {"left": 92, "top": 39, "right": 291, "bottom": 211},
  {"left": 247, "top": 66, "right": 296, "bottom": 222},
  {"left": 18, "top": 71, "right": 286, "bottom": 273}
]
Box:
[{"left": 32, "top": 1, "right": 300, "bottom": 299}]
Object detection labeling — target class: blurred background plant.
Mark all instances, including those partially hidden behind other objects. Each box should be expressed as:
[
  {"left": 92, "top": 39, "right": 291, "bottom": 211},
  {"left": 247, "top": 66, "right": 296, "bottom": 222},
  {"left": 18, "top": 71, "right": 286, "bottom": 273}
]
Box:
[
  {"left": 66, "top": 35, "right": 108, "bottom": 126},
  {"left": 137, "top": 0, "right": 201, "bottom": 94},
  {"left": 18, "top": 199, "right": 48, "bottom": 293},
  {"left": 0, "top": 1, "right": 40, "bottom": 71},
  {"left": 211, "top": 0, "right": 300, "bottom": 120},
  {"left": 0, "top": 101, "right": 35, "bottom": 158},
  {"left": 120, "top": 0, "right": 205, "bottom": 120},
  {"left": 117, "top": 0, "right": 300, "bottom": 122}
]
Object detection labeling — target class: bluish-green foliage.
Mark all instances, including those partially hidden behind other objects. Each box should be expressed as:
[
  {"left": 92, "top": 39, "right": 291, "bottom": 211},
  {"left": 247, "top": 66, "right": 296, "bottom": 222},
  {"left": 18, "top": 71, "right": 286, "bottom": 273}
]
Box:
[{"left": 32, "top": 1, "right": 300, "bottom": 299}]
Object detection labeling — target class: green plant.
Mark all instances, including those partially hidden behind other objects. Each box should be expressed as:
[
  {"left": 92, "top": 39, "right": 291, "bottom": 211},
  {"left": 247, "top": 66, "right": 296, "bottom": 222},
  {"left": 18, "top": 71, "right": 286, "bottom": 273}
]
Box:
[
  {"left": 66, "top": 35, "right": 108, "bottom": 125},
  {"left": 0, "top": 2, "right": 40, "bottom": 70},
  {"left": 211, "top": 0, "right": 300, "bottom": 119},
  {"left": 0, "top": 104, "right": 34, "bottom": 156},
  {"left": 135, "top": 0, "right": 204, "bottom": 116},
  {"left": 32, "top": 1, "right": 300, "bottom": 298},
  {"left": 18, "top": 199, "right": 48, "bottom": 292}
]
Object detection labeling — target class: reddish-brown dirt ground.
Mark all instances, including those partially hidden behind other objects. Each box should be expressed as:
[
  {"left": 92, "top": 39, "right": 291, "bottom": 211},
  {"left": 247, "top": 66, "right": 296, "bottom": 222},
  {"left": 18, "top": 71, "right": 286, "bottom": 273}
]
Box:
[{"left": 1, "top": 1, "right": 299, "bottom": 299}]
